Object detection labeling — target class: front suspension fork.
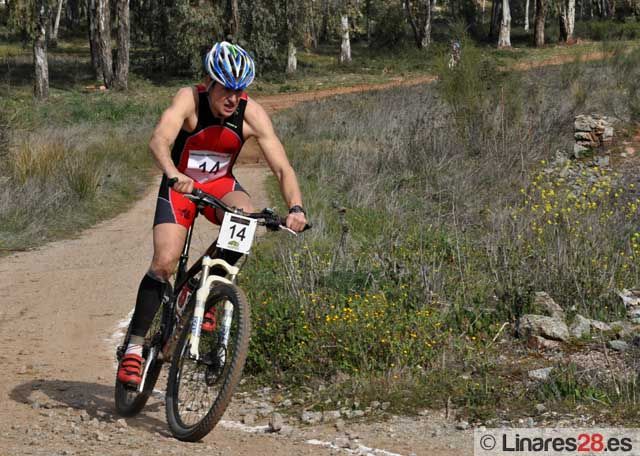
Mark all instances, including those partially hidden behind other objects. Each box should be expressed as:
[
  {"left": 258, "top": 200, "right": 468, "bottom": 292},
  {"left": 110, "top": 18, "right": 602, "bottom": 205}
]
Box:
[{"left": 188, "top": 256, "right": 239, "bottom": 360}]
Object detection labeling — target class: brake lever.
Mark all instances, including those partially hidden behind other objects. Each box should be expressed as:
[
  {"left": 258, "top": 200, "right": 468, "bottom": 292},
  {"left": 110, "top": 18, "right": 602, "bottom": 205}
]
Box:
[{"left": 279, "top": 226, "right": 298, "bottom": 236}]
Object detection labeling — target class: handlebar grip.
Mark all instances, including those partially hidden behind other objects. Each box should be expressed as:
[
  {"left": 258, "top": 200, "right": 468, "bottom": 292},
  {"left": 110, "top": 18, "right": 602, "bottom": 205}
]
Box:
[{"left": 167, "top": 177, "right": 179, "bottom": 188}]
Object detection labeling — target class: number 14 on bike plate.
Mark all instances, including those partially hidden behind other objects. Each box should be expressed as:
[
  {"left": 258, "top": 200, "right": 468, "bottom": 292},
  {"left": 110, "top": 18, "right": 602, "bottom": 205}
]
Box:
[{"left": 217, "top": 212, "right": 258, "bottom": 254}]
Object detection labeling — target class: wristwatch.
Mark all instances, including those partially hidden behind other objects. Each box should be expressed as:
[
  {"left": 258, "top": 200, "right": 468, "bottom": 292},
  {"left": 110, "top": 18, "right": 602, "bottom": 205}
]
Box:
[{"left": 288, "top": 205, "right": 306, "bottom": 215}]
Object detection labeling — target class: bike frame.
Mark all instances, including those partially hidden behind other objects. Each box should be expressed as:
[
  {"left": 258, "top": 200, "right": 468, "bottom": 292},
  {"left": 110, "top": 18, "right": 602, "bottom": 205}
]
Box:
[{"left": 158, "top": 205, "right": 242, "bottom": 366}]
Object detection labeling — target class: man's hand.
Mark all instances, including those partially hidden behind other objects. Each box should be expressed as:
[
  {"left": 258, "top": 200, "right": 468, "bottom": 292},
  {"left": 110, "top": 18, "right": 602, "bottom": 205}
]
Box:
[
  {"left": 286, "top": 212, "right": 307, "bottom": 233},
  {"left": 168, "top": 171, "right": 194, "bottom": 194}
]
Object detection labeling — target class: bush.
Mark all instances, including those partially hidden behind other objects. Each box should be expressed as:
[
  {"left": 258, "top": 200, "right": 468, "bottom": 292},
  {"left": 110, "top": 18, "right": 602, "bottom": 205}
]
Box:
[{"left": 369, "top": 4, "right": 408, "bottom": 49}]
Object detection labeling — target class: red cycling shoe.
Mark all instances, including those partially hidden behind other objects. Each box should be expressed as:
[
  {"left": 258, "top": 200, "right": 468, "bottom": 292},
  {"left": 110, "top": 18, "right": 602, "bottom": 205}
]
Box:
[
  {"left": 201, "top": 307, "right": 217, "bottom": 332},
  {"left": 117, "top": 353, "right": 143, "bottom": 387}
]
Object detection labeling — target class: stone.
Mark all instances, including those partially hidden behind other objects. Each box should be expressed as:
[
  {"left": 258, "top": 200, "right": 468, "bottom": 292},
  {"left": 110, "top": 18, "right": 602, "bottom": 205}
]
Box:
[
  {"left": 380, "top": 402, "right": 391, "bottom": 410},
  {"left": 334, "top": 419, "right": 345, "bottom": 432},
  {"left": 528, "top": 367, "right": 554, "bottom": 382},
  {"left": 370, "top": 401, "right": 381, "bottom": 409},
  {"left": 590, "top": 320, "right": 611, "bottom": 332},
  {"left": 241, "top": 413, "right": 256, "bottom": 425},
  {"left": 300, "top": 411, "right": 322, "bottom": 425},
  {"left": 603, "top": 126, "right": 614, "bottom": 140},
  {"left": 574, "top": 132, "right": 594, "bottom": 141},
  {"left": 627, "top": 308, "right": 640, "bottom": 324},
  {"left": 618, "top": 289, "right": 640, "bottom": 306},
  {"left": 334, "top": 437, "right": 350, "bottom": 448},
  {"left": 456, "top": 421, "right": 470, "bottom": 430},
  {"left": 322, "top": 411, "right": 341, "bottom": 423},
  {"left": 569, "top": 315, "right": 591, "bottom": 338},
  {"left": 534, "top": 292, "right": 565, "bottom": 319},
  {"left": 535, "top": 404, "right": 547, "bottom": 413},
  {"left": 519, "top": 314, "right": 570, "bottom": 341},
  {"left": 115, "top": 419, "right": 127, "bottom": 429},
  {"left": 268, "top": 413, "right": 284, "bottom": 432},
  {"left": 607, "top": 340, "right": 629, "bottom": 352},
  {"left": 527, "top": 336, "right": 561, "bottom": 351},
  {"left": 574, "top": 116, "right": 593, "bottom": 132}
]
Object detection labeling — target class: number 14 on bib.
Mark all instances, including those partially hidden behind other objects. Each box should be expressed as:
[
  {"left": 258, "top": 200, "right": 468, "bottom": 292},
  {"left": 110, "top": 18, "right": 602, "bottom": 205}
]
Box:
[{"left": 217, "top": 212, "right": 258, "bottom": 254}]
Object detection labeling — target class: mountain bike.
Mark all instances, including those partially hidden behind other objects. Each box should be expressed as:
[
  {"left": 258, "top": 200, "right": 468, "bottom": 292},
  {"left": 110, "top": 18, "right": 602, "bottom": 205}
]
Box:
[{"left": 114, "top": 179, "right": 309, "bottom": 441}]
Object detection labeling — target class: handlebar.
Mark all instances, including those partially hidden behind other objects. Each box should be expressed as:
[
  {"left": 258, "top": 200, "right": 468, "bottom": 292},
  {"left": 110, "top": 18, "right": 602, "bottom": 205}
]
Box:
[{"left": 167, "top": 177, "right": 311, "bottom": 233}]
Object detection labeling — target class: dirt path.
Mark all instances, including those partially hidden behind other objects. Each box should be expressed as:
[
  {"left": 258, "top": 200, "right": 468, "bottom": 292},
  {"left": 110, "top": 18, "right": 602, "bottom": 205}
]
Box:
[{"left": 0, "top": 79, "right": 476, "bottom": 455}]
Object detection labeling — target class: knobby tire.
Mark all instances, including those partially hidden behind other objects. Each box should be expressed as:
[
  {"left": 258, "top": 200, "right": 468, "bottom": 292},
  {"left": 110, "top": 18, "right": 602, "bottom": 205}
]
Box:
[{"left": 165, "top": 283, "right": 250, "bottom": 442}]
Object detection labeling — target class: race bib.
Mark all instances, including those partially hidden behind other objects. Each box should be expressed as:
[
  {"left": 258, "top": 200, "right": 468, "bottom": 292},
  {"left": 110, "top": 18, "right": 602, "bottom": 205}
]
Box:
[
  {"left": 186, "top": 150, "right": 231, "bottom": 183},
  {"left": 217, "top": 212, "right": 258, "bottom": 254}
]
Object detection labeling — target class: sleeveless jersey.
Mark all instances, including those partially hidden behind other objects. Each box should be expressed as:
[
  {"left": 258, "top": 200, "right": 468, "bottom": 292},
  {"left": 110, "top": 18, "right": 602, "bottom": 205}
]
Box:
[{"left": 170, "top": 85, "right": 248, "bottom": 184}]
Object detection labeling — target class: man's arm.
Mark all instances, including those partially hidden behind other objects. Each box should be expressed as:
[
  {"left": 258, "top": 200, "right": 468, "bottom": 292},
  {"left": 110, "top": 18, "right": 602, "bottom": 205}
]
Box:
[
  {"left": 149, "top": 87, "right": 197, "bottom": 194},
  {"left": 244, "top": 98, "right": 307, "bottom": 232}
]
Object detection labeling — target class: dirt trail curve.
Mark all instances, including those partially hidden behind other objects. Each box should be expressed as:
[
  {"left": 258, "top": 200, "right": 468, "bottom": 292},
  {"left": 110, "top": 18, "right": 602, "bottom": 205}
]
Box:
[{"left": 0, "top": 77, "right": 476, "bottom": 456}]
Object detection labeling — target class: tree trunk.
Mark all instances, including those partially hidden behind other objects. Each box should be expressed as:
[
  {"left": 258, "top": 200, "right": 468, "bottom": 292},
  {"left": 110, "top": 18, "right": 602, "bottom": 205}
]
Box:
[
  {"left": 497, "top": 0, "right": 511, "bottom": 47},
  {"left": 534, "top": 0, "right": 546, "bottom": 47},
  {"left": 225, "top": 0, "right": 239, "bottom": 40},
  {"left": 490, "top": 0, "right": 501, "bottom": 38},
  {"left": 559, "top": 0, "right": 575, "bottom": 42},
  {"left": 95, "top": 0, "right": 113, "bottom": 87},
  {"left": 320, "top": 0, "right": 330, "bottom": 43},
  {"left": 34, "top": 0, "right": 49, "bottom": 100},
  {"left": 114, "top": 0, "right": 129, "bottom": 90},
  {"left": 51, "top": 0, "right": 65, "bottom": 48},
  {"left": 88, "top": 0, "right": 100, "bottom": 79},
  {"left": 286, "top": 41, "right": 297, "bottom": 73},
  {"left": 524, "top": 0, "right": 530, "bottom": 30},
  {"left": 405, "top": 0, "right": 432, "bottom": 49},
  {"left": 339, "top": 14, "right": 351, "bottom": 63},
  {"left": 422, "top": 0, "right": 433, "bottom": 48}
]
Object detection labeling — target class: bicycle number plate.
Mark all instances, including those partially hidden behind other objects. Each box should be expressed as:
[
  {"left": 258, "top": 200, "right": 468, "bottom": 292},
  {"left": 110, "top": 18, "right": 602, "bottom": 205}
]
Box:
[{"left": 217, "top": 212, "right": 258, "bottom": 254}]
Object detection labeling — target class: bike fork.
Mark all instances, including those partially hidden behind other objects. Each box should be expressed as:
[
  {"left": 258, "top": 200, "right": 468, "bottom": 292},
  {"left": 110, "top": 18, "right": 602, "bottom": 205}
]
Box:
[{"left": 189, "top": 256, "right": 239, "bottom": 361}]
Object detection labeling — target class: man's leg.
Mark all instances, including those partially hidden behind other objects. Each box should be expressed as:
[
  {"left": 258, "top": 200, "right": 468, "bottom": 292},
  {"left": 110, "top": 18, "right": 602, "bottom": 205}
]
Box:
[{"left": 118, "top": 223, "right": 187, "bottom": 385}]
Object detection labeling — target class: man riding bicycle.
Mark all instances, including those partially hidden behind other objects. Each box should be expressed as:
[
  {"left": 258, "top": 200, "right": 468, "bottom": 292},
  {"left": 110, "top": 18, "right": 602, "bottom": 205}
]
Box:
[{"left": 117, "top": 41, "right": 308, "bottom": 387}]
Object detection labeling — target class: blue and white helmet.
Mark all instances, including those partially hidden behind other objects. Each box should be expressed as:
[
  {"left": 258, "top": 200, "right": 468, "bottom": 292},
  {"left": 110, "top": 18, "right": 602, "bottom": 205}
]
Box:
[{"left": 204, "top": 42, "right": 255, "bottom": 91}]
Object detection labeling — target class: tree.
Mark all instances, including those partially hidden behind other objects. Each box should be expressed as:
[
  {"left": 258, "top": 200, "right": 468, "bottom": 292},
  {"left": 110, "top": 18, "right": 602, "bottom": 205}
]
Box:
[
  {"left": 113, "top": 0, "right": 129, "bottom": 90},
  {"left": 284, "top": 0, "right": 306, "bottom": 74},
  {"left": 50, "top": 0, "right": 64, "bottom": 47},
  {"left": 225, "top": 0, "right": 239, "bottom": 40},
  {"left": 534, "top": 0, "right": 546, "bottom": 47},
  {"left": 34, "top": 0, "right": 49, "bottom": 100},
  {"left": 558, "top": 0, "right": 576, "bottom": 43},
  {"left": 497, "top": 0, "right": 511, "bottom": 47},
  {"left": 339, "top": 13, "right": 351, "bottom": 63},
  {"left": 88, "top": 0, "right": 100, "bottom": 79},
  {"left": 94, "top": 0, "right": 113, "bottom": 87},
  {"left": 405, "top": 0, "right": 435, "bottom": 49},
  {"left": 524, "top": 0, "right": 530, "bottom": 30}
]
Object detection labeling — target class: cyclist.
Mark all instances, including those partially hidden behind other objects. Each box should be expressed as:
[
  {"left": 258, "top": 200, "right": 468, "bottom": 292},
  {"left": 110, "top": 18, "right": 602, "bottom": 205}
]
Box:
[{"left": 117, "top": 42, "right": 308, "bottom": 387}]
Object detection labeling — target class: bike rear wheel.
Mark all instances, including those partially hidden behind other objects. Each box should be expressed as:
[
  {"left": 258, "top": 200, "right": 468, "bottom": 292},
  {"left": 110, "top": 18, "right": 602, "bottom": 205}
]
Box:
[
  {"left": 114, "top": 295, "right": 167, "bottom": 417},
  {"left": 165, "top": 283, "right": 250, "bottom": 442}
]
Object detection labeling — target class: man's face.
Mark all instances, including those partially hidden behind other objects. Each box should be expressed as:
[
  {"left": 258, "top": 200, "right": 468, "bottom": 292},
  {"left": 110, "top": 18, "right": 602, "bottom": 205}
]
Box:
[{"left": 210, "top": 83, "right": 243, "bottom": 118}]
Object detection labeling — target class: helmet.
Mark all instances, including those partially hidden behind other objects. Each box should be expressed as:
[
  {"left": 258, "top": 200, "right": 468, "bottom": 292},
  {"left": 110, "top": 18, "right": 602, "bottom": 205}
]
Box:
[{"left": 204, "top": 42, "right": 255, "bottom": 91}]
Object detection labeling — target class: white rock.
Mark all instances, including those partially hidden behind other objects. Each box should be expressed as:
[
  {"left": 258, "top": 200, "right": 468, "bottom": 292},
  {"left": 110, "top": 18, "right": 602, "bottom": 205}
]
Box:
[{"left": 528, "top": 367, "right": 554, "bottom": 382}]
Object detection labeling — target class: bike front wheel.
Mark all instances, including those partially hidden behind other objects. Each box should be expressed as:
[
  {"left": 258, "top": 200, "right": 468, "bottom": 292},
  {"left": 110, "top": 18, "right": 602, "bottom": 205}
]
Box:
[{"left": 165, "top": 283, "right": 250, "bottom": 441}]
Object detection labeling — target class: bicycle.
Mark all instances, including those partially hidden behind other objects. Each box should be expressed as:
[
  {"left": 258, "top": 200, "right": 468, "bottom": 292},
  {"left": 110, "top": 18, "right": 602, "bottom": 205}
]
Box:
[{"left": 114, "top": 178, "right": 309, "bottom": 441}]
